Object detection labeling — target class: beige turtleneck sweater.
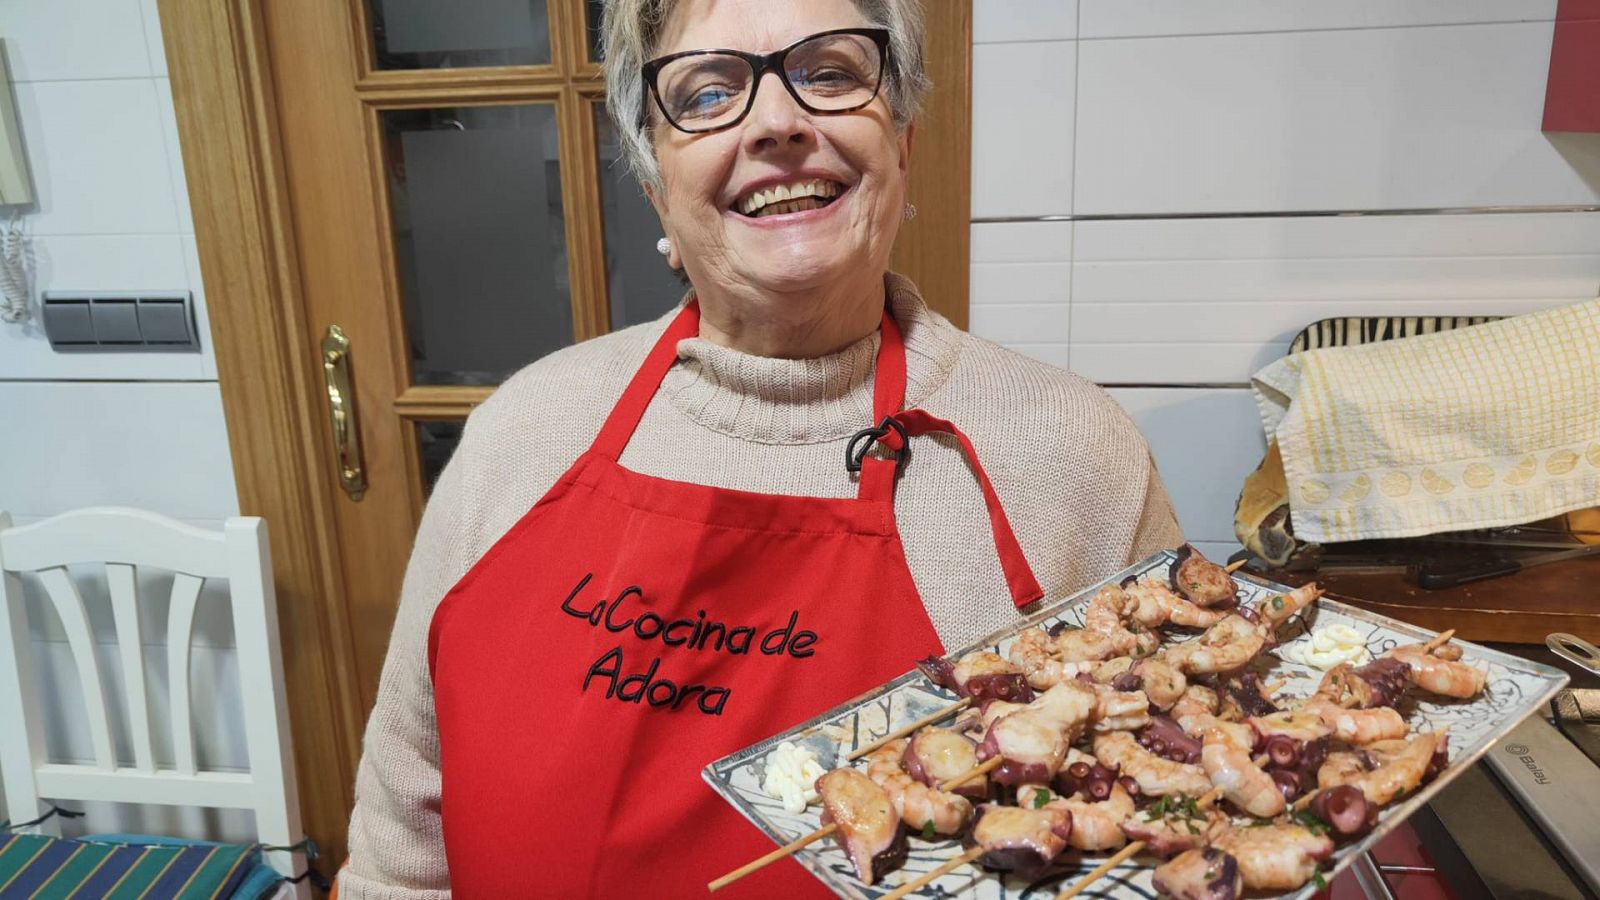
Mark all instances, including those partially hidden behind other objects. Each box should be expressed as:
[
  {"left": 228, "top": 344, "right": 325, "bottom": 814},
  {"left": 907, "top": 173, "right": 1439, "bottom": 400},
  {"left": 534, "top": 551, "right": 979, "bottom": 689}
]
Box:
[{"left": 340, "top": 275, "right": 1184, "bottom": 898}]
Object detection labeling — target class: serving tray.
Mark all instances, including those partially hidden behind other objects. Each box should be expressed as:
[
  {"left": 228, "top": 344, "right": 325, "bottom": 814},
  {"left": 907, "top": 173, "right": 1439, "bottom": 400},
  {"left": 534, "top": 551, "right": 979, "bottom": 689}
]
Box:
[{"left": 703, "top": 549, "right": 1570, "bottom": 899}]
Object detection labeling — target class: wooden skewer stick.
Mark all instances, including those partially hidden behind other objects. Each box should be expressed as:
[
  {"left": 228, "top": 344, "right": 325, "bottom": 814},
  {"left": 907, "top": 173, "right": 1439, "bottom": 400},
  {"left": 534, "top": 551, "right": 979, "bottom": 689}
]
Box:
[
  {"left": 1421, "top": 628, "right": 1456, "bottom": 653},
  {"left": 1054, "top": 787, "right": 1225, "bottom": 900},
  {"left": 1225, "top": 559, "right": 1249, "bottom": 573},
  {"left": 708, "top": 756, "right": 1003, "bottom": 890},
  {"left": 708, "top": 825, "right": 837, "bottom": 892},
  {"left": 880, "top": 847, "right": 986, "bottom": 900},
  {"left": 1055, "top": 841, "right": 1144, "bottom": 900},
  {"left": 847, "top": 697, "right": 973, "bottom": 762},
  {"left": 1292, "top": 788, "right": 1320, "bottom": 812}
]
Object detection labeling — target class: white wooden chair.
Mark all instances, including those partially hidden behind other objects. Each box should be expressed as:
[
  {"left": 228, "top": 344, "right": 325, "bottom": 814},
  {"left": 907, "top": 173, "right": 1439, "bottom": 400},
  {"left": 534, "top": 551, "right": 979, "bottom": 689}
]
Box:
[{"left": 0, "top": 507, "right": 306, "bottom": 891}]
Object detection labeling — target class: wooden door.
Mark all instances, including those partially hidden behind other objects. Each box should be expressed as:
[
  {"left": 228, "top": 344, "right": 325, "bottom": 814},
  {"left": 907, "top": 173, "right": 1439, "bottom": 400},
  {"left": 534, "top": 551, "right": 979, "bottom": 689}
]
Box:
[{"left": 161, "top": 0, "right": 970, "bottom": 868}]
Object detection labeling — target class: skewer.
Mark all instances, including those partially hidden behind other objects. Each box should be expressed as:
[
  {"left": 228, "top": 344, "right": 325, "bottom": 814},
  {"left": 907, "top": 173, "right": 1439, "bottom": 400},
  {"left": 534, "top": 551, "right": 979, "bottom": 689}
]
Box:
[
  {"left": 707, "top": 751, "right": 1003, "bottom": 889},
  {"left": 847, "top": 697, "right": 973, "bottom": 761},
  {"left": 707, "top": 826, "right": 837, "bottom": 892},
  {"left": 1421, "top": 628, "right": 1456, "bottom": 653},
  {"left": 1225, "top": 559, "right": 1248, "bottom": 574},
  {"left": 881, "top": 846, "right": 987, "bottom": 900},
  {"left": 1053, "top": 787, "right": 1225, "bottom": 900},
  {"left": 1055, "top": 842, "right": 1144, "bottom": 900}
]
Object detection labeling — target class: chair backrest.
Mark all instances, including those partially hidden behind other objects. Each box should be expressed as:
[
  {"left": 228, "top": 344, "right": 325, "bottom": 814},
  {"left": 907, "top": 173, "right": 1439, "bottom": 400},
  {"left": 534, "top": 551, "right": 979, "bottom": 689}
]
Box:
[{"left": 0, "top": 507, "right": 304, "bottom": 882}]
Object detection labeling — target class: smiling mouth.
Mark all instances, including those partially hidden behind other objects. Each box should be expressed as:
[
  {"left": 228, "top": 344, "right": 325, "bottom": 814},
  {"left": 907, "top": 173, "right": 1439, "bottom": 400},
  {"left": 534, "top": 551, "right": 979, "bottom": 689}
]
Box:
[{"left": 735, "top": 179, "right": 845, "bottom": 218}]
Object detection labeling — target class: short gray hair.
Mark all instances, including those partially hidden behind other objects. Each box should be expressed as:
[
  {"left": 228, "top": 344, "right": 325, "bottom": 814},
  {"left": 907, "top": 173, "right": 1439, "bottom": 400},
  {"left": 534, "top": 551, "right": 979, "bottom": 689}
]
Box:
[{"left": 601, "top": 0, "right": 930, "bottom": 189}]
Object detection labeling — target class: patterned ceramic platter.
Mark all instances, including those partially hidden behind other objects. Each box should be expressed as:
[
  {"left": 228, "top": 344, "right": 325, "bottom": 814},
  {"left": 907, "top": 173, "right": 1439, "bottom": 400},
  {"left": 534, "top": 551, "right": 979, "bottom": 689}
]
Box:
[{"left": 704, "top": 549, "right": 1570, "bottom": 899}]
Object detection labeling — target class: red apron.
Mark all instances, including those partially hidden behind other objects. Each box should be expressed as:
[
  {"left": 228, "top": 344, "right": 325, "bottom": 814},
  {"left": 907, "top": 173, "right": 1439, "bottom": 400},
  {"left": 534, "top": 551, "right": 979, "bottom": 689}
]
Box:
[{"left": 428, "top": 301, "right": 1042, "bottom": 898}]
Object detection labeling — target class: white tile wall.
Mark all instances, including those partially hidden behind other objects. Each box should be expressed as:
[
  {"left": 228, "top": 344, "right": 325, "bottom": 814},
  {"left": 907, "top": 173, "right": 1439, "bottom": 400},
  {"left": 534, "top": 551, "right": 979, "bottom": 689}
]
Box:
[
  {"left": 0, "top": 382, "right": 238, "bottom": 521},
  {"left": 967, "top": 6, "right": 1600, "bottom": 550},
  {"left": 974, "top": 0, "right": 1078, "bottom": 44},
  {"left": 1078, "top": 0, "right": 1557, "bottom": 39},
  {"left": 12, "top": 79, "right": 179, "bottom": 235},
  {"left": 1, "top": 0, "right": 239, "bottom": 838},
  {"left": 1108, "top": 387, "right": 1266, "bottom": 545},
  {"left": 1070, "top": 213, "right": 1600, "bottom": 383},
  {"left": 971, "top": 41, "right": 1075, "bottom": 218},
  {"left": 1073, "top": 22, "right": 1600, "bottom": 215},
  {"left": 0, "top": 0, "right": 153, "bottom": 82}
]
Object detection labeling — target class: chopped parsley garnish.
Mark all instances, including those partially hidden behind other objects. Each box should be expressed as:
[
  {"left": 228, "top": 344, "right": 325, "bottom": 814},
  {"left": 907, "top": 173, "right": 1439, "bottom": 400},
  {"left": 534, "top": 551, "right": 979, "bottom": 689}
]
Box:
[
  {"left": 1291, "top": 809, "right": 1330, "bottom": 836},
  {"left": 1032, "top": 789, "right": 1050, "bottom": 809},
  {"left": 922, "top": 819, "right": 936, "bottom": 841},
  {"left": 1313, "top": 868, "right": 1328, "bottom": 890}
]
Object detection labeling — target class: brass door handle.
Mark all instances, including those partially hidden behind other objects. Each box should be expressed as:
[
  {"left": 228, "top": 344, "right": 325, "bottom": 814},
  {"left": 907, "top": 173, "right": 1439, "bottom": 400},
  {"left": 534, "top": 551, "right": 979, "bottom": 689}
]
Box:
[{"left": 321, "top": 325, "right": 368, "bottom": 501}]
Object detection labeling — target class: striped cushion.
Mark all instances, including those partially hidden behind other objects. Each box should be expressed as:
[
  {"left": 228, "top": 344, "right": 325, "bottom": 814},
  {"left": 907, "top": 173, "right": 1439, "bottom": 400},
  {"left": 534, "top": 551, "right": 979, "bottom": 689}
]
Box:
[{"left": 0, "top": 833, "right": 256, "bottom": 900}]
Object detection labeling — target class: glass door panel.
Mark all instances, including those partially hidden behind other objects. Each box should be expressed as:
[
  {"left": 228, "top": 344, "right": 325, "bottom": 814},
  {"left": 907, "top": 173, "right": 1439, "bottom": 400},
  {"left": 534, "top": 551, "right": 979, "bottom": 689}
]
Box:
[
  {"left": 594, "top": 107, "right": 687, "bottom": 327},
  {"left": 368, "top": 0, "right": 552, "bottom": 69},
  {"left": 381, "top": 104, "right": 573, "bottom": 386},
  {"left": 585, "top": 0, "right": 605, "bottom": 60},
  {"left": 415, "top": 420, "right": 466, "bottom": 493}
]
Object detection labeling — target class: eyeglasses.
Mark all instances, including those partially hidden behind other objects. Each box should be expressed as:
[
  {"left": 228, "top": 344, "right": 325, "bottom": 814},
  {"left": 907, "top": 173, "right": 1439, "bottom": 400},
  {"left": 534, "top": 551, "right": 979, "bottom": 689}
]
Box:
[{"left": 642, "top": 28, "right": 891, "bottom": 135}]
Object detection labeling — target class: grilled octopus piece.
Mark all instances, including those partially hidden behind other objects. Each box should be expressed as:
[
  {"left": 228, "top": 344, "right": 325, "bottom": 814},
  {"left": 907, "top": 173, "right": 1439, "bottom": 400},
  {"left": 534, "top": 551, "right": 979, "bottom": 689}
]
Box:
[
  {"left": 917, "top": 651, "right": 1034, "bottom": 703},
  {"left": 1170, "top": 545, "right": 1239, "bottom": 608},
  {"left": 965, "top": 804, "right": 1072, "bottom": 879},
  {"left": 1153, "top": 847, "right": 1243, "bottom": 900},
  {"left": 816, "top": 768, "right": 907, "bottom": 886},
  {"left": 976, "top": 682, "right": 1097, "bottom": 784},
  {"left": 902, "top": 727, "right": 988, "bottom": 799}
]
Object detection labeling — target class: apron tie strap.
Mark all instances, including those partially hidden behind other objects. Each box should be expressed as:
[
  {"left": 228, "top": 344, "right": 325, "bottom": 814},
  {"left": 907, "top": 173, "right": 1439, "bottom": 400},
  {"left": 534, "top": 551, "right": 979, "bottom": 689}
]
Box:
[{"left": 855, "top": 410, "right": 1045, "bottom": 610}]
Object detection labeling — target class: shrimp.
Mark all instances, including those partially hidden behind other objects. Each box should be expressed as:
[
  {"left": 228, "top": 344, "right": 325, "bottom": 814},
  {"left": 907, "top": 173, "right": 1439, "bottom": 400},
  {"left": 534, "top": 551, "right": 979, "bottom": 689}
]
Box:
[
  {"left": 1211, "top": 823, "right": 1333, "bottom": 891},
  {"left": 1164, "top": 615, "right": 1266, "bottom": 675},
  {"left": 1060, "top": 783, "right": 1136, "bottom": 850},
  {"left": 1125, "top": 578, "right": 1226, "bottom": 629},
  {"left": 1250, "top": 710, "right": 1332, "bottom": 743},
  {"left": 1017, "top": 780, "right": 1135, "bottom": 851},
  {"left": 1177, "top": 713, "right": 1254, "bottom": 751},
  {"left": 1316, "top": 751, "right": 1368, "bottom": 788},
  {"left": 1257, "top": 583, "right": 1322, "bottom": 627},
  {"left": 863, "top": 740, "right": 973, "bottom": 835},
  {"left": 1085, "top": 584, "right": 1136, "bottom": 634},
  {"left": 1201, "top": 726, "right": 1285, "bottom": 818},
  {"left": 1134, "top": 657, "right": 1189, "bottom": 710},
  {"left": 1092, "top": 683, "right": 1153, "bottom": 733},
  {"left": 1055, "top": 626, "right": 1129, "bottom": 663},
  {"left": 1170, "top": 684, "right": 1220, "bottom": 720},
  {"left": 1153, "top": 847, "right": 1243, "bottom": 900},
  {"left": 1094, "top": 731, "right": 1213, "bottom": 797},
  {"left": 1093, "top": 655, "right": 1135, "bottom": 683},
  {"left": 1124, "top": 805, "right": 1232, "bottom": 859},
  {"left": 1302, "top": 698, "right": 1408, "bottom": 744},
  {"left": 1009, "top": 628, "right": 1098, "bottom": 689},
  {"left": 1319, "top": 730, "right": 1447, "bottom": 806},
  {"left": 1387, "top": 644, "right": 1487, "bottom": 699}
]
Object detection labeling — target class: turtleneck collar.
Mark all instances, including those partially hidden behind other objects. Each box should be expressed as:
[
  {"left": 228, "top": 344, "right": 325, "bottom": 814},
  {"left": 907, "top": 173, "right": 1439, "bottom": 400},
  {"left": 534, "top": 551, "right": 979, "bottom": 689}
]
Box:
[{"left": 660, "top": 274, "right": 964, "bottom": 445}]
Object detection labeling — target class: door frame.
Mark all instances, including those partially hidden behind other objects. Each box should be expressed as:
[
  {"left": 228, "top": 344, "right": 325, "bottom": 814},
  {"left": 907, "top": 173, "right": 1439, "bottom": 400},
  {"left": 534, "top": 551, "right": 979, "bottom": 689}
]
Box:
[{"left": 160, "top": 0, "right": 970, "bottom": 866}]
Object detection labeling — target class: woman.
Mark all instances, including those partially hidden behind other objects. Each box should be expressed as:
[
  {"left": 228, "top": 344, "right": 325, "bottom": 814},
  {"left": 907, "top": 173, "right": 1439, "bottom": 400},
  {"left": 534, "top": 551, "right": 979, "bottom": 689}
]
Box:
[{"left": 341, "top": 0, "right": 1183, "bottom": 896}]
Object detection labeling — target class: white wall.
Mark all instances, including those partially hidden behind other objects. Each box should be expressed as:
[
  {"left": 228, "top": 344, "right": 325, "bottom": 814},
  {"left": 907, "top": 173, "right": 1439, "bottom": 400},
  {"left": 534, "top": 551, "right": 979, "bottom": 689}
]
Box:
[
  {"left": 968, "top": 0, "right": 1600, "bottom": 561},
  {"left": 0, "top": 0, "right": 253, "bottom": 841}
]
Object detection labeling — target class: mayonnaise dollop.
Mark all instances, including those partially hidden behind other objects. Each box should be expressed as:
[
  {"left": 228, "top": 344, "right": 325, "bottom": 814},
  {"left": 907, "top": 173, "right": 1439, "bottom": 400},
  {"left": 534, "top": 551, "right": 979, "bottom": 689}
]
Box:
[
  {"left": 762, "top": 741, "right": 826, "bottom": 814},
  {"left": 1280, "top": 624, "right": 1372, "bottom": 670}
]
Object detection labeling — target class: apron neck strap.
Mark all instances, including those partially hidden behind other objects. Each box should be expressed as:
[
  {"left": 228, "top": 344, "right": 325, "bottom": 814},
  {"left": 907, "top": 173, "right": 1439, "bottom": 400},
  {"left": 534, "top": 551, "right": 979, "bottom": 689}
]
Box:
[
  {"left": 590, "top": 300, "right": 907, "bottom": 461},
  {"left": 857, "top": 410, "right": 1045, "bottom": 610}
]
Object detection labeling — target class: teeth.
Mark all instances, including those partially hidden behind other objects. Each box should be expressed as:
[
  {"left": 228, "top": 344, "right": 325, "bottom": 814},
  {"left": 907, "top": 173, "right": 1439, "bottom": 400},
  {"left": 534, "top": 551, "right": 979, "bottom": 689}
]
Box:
[{"left": 738, "top": 179, "right": 842, "bottom": 216}]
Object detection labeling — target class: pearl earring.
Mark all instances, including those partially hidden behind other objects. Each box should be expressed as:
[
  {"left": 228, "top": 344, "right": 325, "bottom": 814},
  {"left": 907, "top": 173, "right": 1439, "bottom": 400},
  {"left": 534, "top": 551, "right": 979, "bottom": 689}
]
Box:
[
  {"left": 656, "top": 237, "right": 672, "bottom": 256},
  {"left": 902, "top": 203, "right": 917, "bottom": 223}
]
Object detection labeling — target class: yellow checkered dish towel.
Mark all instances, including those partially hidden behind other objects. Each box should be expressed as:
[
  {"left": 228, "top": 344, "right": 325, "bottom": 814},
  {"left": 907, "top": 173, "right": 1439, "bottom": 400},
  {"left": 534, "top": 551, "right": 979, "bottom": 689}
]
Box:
[{"left": 1251, "top": 299, "right": 1600, "bottom": 543}]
